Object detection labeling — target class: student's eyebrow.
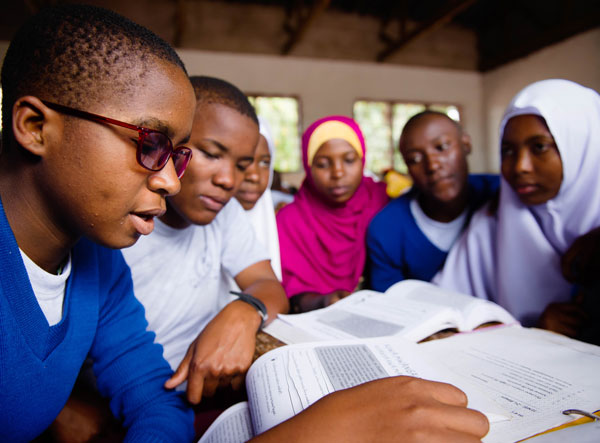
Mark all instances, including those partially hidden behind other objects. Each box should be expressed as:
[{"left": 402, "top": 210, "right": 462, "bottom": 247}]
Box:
[
  {"left": 525, "top": 134, "right": 554, "bottom": 143},
  {"left": 133, "top": 117, "right": 176, "bottom": 139},
  {"left": 202, "top": 138, "right": 229, "bottom": 153},
  {"left": 501, "top": 134, "right": 553, "bottom": 144}
]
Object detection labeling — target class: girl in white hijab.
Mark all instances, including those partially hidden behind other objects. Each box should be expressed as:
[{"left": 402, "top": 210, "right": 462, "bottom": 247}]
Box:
[
  {"left": 434, "top": 79, "right": 600, "bottom": 329},
  {"left": 234, "top": 117, "right": 282, "bottom": 279}
]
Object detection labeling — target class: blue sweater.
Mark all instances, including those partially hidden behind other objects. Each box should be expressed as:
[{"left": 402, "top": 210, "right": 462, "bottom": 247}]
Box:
[
  {"left": 0, "top": 201, "right": 194, "bottom": 442},
  {"left": 366, "top": 174, "right": 499, "bottom": 292}
]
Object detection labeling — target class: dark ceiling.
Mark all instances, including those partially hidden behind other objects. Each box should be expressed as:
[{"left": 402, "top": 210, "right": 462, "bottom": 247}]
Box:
[
  {"left": 1, "top": 0, "right": 599, "bottom": 72},
  {"left": 263, "top": 0, "right": 600, "bottom": 71}
]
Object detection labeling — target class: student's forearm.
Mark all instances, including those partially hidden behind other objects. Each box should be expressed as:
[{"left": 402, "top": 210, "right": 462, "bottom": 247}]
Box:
[{"left": 243, "top": 279, "right": 289, "bottom": 323}]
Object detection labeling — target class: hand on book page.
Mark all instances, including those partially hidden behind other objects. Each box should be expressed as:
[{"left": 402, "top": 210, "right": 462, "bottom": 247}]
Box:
[
  {"left": 250, "top": 377, "right": 490, "bottom": 443},
  {"left": 420, "top": 326, "right": 600, "bottom": 443},
  {"left": 199, "top": 337, "right": 508, "bottom": 443},
  {"left": 198, "top": 378, "right": 491, "bottom": 443},
  {"left": 264, "top": 279, "right": 518, "bottom": 345}
]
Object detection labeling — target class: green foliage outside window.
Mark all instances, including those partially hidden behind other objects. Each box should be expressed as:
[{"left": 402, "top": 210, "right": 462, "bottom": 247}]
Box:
[
  {"left": 248, "top": 95, "right": 300, "bottom": 172},
  {"left": 353, "top": 101, "right": 393, "bottom": 174}
]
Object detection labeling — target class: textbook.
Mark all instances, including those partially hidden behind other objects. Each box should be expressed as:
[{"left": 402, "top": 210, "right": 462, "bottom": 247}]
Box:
[
  {"left": 198, "top": 326, "right": 600, "bottom": 443},
  {"left": 420, "top": 326, "right": 600, "bottom": 443},
  {"left": 197, "top": 335, "right": 509, "bottom": 443},
  {"left": 263, "top": 279, "right": 519, "bottom": 344}
]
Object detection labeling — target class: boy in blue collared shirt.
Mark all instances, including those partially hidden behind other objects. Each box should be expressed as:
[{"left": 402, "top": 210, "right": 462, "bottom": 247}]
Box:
[{"left": 367, "top": 111, "right": 499, "bottom": 291}]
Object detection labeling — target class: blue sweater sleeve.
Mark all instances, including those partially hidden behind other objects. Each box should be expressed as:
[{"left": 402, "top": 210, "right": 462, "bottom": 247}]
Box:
[
  {"left": 366, "top": 210, "right": 405, "bottom": 292},
  {"left": 89, "top": 247, "right": 194, "bottom": 443}
]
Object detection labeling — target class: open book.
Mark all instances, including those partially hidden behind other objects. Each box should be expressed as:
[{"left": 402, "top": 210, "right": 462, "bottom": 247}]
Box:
[
  {"left": 197, "top": 335, "right": 509, "bottom": 443},
  {"left": 421, "top": 326, "right": 600, "bottom": 443},
  {"left": 198, "top": 326, "right": 600, "bottom": 443},
  {"left": 263, "top": 279, "right": 518, "bottom": 344}
]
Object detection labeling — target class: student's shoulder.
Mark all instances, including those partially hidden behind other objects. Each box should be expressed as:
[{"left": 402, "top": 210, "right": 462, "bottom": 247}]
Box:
[
  {"left": 467, "top": 174, "right": 500, "bottom": 193},
  {"left": 370, "top": 191, "right": 414, "bottom": 226},
  {"left": 367, "top": 193, "right": 416, "bottom": 244},
  {"left": 467, "top": 174, "right": 500, "bottom": 209},
  {"left": 216, "top": 198, "right": 250, "bottom": 227},
  {"left": 275, "top": 198, "right": 299, "bottom": 223}
]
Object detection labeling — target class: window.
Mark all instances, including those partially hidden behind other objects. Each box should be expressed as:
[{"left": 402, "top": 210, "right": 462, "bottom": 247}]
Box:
[
  {"left": 353, "top": 100, "right": 461, "bottom": 175},
  {"left": 248, "top": 95, "right": 301, "bottom": 172}
]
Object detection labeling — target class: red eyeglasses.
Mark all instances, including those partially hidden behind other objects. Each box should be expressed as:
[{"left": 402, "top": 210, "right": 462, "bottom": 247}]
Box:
[{"left": 41, "top": 100, "right": 192, "bottom": 179}]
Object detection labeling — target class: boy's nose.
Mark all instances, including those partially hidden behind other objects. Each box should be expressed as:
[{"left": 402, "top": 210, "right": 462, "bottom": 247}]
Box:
[
  {"left": 149, "top": 160, "right": 181, "bottom": 196},
  {"left": 425, "top": 154, "right": 442, "bottom": 174},
  {"left": 214, "top": 163, "right": 235, "bottom": 190}
]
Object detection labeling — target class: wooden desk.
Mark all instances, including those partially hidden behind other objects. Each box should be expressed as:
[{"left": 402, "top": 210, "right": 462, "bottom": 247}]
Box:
[{"left": 253, "top": 330, "right": 286, "bottom": 361}]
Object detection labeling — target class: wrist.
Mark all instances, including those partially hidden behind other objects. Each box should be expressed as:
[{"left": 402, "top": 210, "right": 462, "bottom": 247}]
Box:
[{"left": 231, "top": 291, "right": 267, "bottom": 331}]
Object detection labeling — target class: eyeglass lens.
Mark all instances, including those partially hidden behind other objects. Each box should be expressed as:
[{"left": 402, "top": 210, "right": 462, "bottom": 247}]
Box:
[{"left": 139, "top": 132, "right": 191, "bottom": 179}]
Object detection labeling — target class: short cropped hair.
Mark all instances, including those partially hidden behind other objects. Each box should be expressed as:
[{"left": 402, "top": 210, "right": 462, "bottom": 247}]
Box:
[
  {"left": 189, "top": 76, "right": 258, "bottom": 125},
  {"left": 1, "top": 4, "right": 187, "bottom": 148},
  {"left": 401, "top": 110, "right": 463, "bottom": 142}
]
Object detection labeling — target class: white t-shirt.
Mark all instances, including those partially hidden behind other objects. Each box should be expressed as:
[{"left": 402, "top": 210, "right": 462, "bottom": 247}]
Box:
[
  {"left": 410, "top": 198, "right": 468, "bottom": 252},
  {"left": 20, "top": 249, "right": 71, "bottom": 326},
  {"left": 122, "top": 199, "right": 269, "bottom": 371}
]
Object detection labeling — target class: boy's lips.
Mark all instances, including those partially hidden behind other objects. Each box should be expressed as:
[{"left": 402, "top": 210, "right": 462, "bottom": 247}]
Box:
[
  {"left": 429, "top": 174, "right": 454, "bottom": 186},
  {"left": 130, "top": 209, "right": 164, "bottom": 235},
  {"left": 200, "top": 194, "right": 227, "bottom": 211}
]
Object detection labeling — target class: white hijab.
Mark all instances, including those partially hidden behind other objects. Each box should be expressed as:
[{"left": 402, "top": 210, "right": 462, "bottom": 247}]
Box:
[
  {"left": 246, "top": 117, "right": 282, "bottom": 279},
  {"left": 434, "top": 79, "right": 600, "bottom": 326}
]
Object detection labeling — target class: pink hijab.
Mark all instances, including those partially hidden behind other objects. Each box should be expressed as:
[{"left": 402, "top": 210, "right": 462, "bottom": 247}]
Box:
[{"left": 277, "top": 115, "right": 388, "bottom": 297}]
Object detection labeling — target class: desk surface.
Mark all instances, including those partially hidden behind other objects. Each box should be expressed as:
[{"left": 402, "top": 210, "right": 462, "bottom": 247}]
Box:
[{"left": 253, "top": 330, "right": 286, "bottom": 361}]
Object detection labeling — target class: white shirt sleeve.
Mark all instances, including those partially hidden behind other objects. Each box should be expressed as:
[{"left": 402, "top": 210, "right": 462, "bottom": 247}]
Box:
[{"left": 219, "top": 199, "right": 271, "bottom": 279}]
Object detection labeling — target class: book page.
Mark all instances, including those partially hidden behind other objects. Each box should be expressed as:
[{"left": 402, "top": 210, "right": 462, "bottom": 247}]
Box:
[
  {"left": 420, "top": 326, "right": 600, "bottom": 443},
  {"left": 266, "top": 280, "right": 517, "bottom": 344},
  {"left": 522, "top": 420, "right": 600, "bottom": 442},
  {"left": 461, "top": 298, "right": 520, "bottom": 330},
  {"left": 245, "top": 337, "right": 509, "bottom": 436},
  {"left": 197, "top": 401, "right": 254, "bottom": 443}
]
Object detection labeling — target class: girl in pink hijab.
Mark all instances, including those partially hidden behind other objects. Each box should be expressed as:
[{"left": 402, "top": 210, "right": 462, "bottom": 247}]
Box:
[{"left": 276, "top": 115, "right": 389, "bottom": 312}]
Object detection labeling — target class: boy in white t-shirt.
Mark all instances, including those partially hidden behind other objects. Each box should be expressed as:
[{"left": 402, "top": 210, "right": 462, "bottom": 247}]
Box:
[{"left": 123, "top": 76, "right": 289, "bottom": 404}]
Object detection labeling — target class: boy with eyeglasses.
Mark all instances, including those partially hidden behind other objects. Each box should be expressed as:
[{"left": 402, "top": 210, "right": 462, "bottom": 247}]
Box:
[{"left": 0, "top": 4, "right": 197, "bottom": 441}]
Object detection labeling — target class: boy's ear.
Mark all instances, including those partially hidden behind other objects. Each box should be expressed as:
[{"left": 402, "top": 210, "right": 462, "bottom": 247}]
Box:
[
  {"left": 460, "top": 132, "right": 472, "bottom": 155},
  {"left": 12, "top": 96, "right": 60, "bottom": 157}
]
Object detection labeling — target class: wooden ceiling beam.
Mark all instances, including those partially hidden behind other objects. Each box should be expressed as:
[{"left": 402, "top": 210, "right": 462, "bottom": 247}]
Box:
[
  {"left": 376, "top": 0, "right": 478, "bottom": 62},
  {"left": 173, "top": 0, "right": 186, "bottom": 48},
  {"left": 281, "top": 0, "right": 331, "bottom": 55}
]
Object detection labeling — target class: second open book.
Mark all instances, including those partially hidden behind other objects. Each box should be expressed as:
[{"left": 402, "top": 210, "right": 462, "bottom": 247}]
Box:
[{"left": 263, "top": 279, "right": 519, "bottom": 344}]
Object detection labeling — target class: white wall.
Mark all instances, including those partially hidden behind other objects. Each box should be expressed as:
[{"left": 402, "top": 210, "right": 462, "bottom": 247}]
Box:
[
  {"left": 178, "top": 49, "right": 487, "bottom": 171},
  {"left": 482, "top": 27, "right": 600, "bottom": 172}
]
